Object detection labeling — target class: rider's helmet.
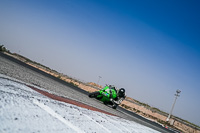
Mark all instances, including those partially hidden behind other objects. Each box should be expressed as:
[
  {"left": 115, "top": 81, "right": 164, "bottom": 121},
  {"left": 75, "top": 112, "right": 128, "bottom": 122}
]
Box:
[{"left": 118, "top": 88, "right": 125, "bottom": 97}]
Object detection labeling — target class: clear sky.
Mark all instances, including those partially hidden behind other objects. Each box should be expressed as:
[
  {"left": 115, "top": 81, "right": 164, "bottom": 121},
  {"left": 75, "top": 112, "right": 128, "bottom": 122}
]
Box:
[{"left": 0, "top": 0, "right": 199, "bottom": 126}]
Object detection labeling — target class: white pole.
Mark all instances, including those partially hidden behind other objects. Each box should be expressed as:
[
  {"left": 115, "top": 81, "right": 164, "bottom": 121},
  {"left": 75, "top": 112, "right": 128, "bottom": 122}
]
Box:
[
  {"left": 97, "top": 76, "right": 102, "bottom": 85},
  {"left": 166, "top": 89, "right": 181, "bottom": 122}
]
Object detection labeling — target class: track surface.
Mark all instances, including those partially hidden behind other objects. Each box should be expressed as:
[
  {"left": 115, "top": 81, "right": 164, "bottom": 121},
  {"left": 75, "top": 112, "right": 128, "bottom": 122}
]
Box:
[{"left": 0, "top": 52, "right": 173, "bottom": 133}]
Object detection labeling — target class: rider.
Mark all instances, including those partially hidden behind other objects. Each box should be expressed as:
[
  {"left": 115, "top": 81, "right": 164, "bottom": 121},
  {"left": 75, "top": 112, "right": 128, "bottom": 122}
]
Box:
[{"left": 99, "top": 85, "right": 126, "bottom": 108}]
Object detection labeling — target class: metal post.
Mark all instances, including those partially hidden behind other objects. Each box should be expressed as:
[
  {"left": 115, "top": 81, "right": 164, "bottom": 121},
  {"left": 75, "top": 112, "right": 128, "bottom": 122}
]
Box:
[
  {"left": 166, "top": 89, "right": 181, "bottom": 122},
  {"left": 97, "top": 76, "right": 102, "bottom": 85}
]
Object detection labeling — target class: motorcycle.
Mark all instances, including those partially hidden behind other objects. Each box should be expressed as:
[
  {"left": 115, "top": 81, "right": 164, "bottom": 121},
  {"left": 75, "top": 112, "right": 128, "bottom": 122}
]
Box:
[{"left": 88, "top": 86, "right": 118, "bottom": 109}]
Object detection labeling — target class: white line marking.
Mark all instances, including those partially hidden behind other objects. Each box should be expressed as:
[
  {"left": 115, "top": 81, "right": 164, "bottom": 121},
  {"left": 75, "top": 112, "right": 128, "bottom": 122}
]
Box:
[
  {"left": 80, "top": 112, "right": 112, "bottom": 133},
  {"left": 33, "top": 99, "right": 85, "bottom": 133},
  {"left": 105, "top": 116, "right": 130, "bottom": 132}
]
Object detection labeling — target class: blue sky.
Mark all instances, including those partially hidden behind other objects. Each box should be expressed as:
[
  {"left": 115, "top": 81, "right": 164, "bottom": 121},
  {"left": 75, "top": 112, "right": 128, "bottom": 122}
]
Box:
[{"left": 0, "top": 0, "right": 200, "bottom": 126}]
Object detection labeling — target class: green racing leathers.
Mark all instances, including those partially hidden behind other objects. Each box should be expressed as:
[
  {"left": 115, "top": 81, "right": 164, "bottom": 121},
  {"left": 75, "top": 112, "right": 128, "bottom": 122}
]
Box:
[
  {"left": 98, "top": 85, "right": 117, "bottom": 103},
  {"left": 88, "top": 85, "right": 125, "bottom": 109}
]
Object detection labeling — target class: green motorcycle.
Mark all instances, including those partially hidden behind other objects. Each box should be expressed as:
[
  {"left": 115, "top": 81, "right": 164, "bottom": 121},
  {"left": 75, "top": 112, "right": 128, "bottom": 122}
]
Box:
[{"left": 88, "top": 85, "right": 118, "bottom": 109}]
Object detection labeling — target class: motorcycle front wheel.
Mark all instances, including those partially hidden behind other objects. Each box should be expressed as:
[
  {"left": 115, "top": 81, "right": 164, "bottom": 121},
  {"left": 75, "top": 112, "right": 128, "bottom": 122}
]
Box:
[{"left": 112, "top": 104, "right": 118, "bottom": 109}]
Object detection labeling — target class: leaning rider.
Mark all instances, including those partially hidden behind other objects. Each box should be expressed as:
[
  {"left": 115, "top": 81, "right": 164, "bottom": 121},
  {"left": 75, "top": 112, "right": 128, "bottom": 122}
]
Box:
[{"left": 100, "top": 85, "right": 126, "bottom": 109}]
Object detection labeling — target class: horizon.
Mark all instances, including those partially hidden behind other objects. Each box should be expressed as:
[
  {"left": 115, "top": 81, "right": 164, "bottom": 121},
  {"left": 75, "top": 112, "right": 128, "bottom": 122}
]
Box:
[
  {"left": 1, "top": 47, "right": 199, "bottom": 128},
  {"left": 0, "top": 0, "right": 200, "bottom": 126}
]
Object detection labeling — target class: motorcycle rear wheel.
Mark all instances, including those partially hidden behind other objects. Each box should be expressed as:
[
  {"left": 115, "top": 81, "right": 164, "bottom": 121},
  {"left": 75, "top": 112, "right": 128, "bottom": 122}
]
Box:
[{"left": 88, "top": 91, "right": 100, "bottom": 98}]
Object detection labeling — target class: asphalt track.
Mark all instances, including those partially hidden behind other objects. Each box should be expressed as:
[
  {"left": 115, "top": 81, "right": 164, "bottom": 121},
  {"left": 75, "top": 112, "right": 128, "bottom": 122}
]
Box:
[{"left": 0, "top": 52, "right": 173, "bottom": 133}]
